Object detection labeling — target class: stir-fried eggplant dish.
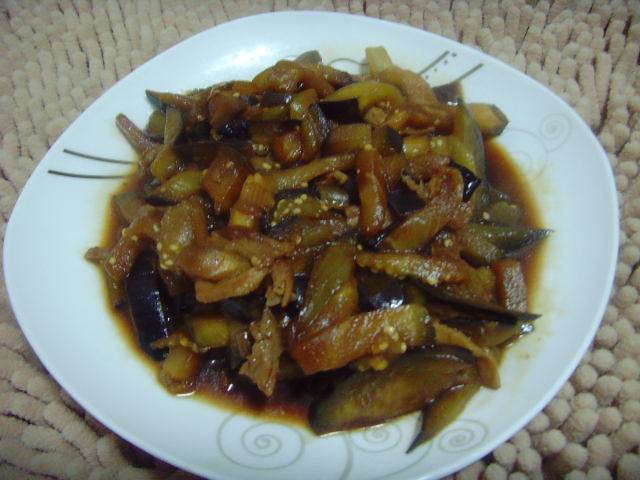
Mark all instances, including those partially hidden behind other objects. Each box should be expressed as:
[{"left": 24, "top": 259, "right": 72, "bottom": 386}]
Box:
[{"left": 87, "top": 47, "right": 550, "bottom": 451}]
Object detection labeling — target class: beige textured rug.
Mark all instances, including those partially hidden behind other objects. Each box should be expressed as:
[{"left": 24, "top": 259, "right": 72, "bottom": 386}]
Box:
[{"left": 1, "top": 1, "right": 639, "bottom": 479}]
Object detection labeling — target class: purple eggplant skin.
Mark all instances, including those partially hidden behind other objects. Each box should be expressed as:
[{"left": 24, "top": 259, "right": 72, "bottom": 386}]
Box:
[
  {"left": 125, "top": 250, "right": 177, "bottom": 360},
  {"left": 383, "top": 126, "right": 404, "bottom": 154},
  {"left": 295, "top": 50, "right": 323, "bottom": 64},
  {"left": 318, "top": 99, "right": 361, "bottom": 124},
  {"left": 433, "top": 81, "right": 463, "bottom": 105},
  {"left": 387, "top": 183, "right": 425, "bottom": 217},
  {"left": 357, "top": 270, "right": 405, "bottom": 311},
  {"left": 449, "top": 161, "right": 482, "bottom": 202},
  {"left": 217, "top": 119, "right": 251, "bottom": 140},
  {"left": 261, "top": 92, "right": 292, "bottom": 107}
]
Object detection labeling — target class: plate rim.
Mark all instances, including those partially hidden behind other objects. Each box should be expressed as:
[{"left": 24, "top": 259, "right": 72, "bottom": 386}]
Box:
[{"left": 3, "top": 10, "right": 619, "bottom": 480}]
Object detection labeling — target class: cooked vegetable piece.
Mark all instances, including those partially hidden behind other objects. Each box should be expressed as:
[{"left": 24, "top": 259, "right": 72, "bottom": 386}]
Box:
[
  {"left": 325, "top": 124, "right": 372, "bottom": 154},
  {"left": 146, "top": 90, "right": 197, "bottom": 111},
  {"left": 309, "top": 63, "right": 354, "bottom": 87},
  {"left": 434, "top": 322, "right": 500, "bottom": 388},
  {"left": 269, "top": 216, "right": 349, "bottom": 249},
  {"left": 300, "top": 104, "right": 331, "bottom": 160},
  {"left": 485, "top": 201, "right": 521, "bottom": 226},
  {"left": 408, "top": 383, "right": 480, "bottom": 452},
  {"left": 356, "top": 148, "right": 391, "bottom": 238},
  {"left": 177, "top": 244, "right": 250, "bottom": 281},
  {"left": 271, "top": 194, "right": 329, "bottom": 224},
  {"left": 164, "top": 107, "right": 184, "bottom": 145},
  {"left": 383, "top": 168, "right": 469, "bottom": 251},
  {"left": 468, "top": 103, "right": 509, "bottom": 137},
  {"left": 149, "top": 170, "right": 203, "bottom": 203},
  {"left": 402, "top": 135, "right": 431, "bottom": 158},
  {"left": 442, "top": 317, "right": 526, "bottom": 348},
  {"left": 295, "top": 50, "right": 322, "bottom": 65},
  {"left": 465, "top": 224, "right": 551, "bottom": 253},
  {"left": 272, "top": 131, "right": 304, "bottom": 166},
  {"left": 297, "top": 242, "right": 356, "bottom": 339},
  {"left": 325, "top": 81, "right": 404, "bottom": 111},
  {"left": 267, "top": 154, "right": 356, "bottom": 191},
  {"left": 311, "top": 351, "right": 476, "bottom": 434},
  {"left": 159, "top": 346, "right": 201, "bottom": 394},
  {"left": 266, "top": 259, "right": 295, "bottom": 308},
  {"left": 365, "top": 46, "right": 393, "bottom": 75},
  {"left": 217, "top": 118, "right": 250, "bottom": 140},
  {"left": 113, "top": 191, "right": 145, "bottom": 224},
  {"left": 289, "top": 88, "right": 319, "bottom": 120},
  {"left": 449, "top": 161, "right": 482, "bottom": 202},
  {"left": 457, "top": 226, "right": 504, "bottom": 266},
  {"left": 229, "top": 173, "right": 276, "bottom": 229},
  {"left": 416, "top": 283, "right": 540, "bottom": 322},
  {"left": 116, "top": 114, "right": 158, "bottom": 160},
  {"left": 174, "top": 140, "right": 250, "bottom": 165},
  {"left": 239, "top": 307, "right": 283, "bottom": 396},
  {"left": 202, "top": 145, "right": 251, "bottom": 214},
  {"left": 157, "top": 196, "right": 208, "bottom": 268},
  {"left": 400, "top": 102, "right": 454, "bottom": 131},
  {"left": 145, "top": 109, "right": 165, "bottom": 139},
  {"left": 206, "top": 229, "right": 294, "bottom": 264},
  {"left": 261, "top": 92, "right": 293, "bottom": 107},
  {"left": 356, "top": 252, "right": 467, "bottom": 286},
  {"left": 371, "top": 126, "right": 404, "bottom": 155},
  {"left": 357, "top": 270, "right": 405, "bottom": 311},
  {"left": 187, "top": 314, "right": 246, "bottom": 348},
  {"left": 252, "top": 60, "right": 304, "bottom": 93},
  {"left": 317, "top": 184, "right": 350, "bottom": 208},
  {"left": 442, "top": 264, "right": 496, "bottom": 304},
  {"left": 125, "top": 250, "right": 176, "bottom": 360},
  {"left": 195, "top": 267, "right": 269, "bottom": 303},
  {"left": 301, "top": 67, "right": 335, "bottom": 97},
  {"left": 492, "top": 259, "right": 528, "bottom": 311},
  {"left": 432, "top": 81, "right": 463, "bottom": 105},
  {"left": 150, "top": 147, "right": 182, "bottom": 182},
  {"left": 293, "top": 304, "right": 432, "bottom": 374},
  {"left": 208, "top": 91, "right": 248, "bottom": 129},
  {"left": 104, "top": 207, "right": 163, "bottom": 282},
  {"left": 387, "top": 184, "right": 424, "bottom": 218},
  {"left": 318, "top": 99, "right": 361, "bottom": 123},
  {"left": 377, "top": 66, "right": 440, "bottom": 105},
  {"left": 451, "top": 104, "right": 487, "bottom": 210}
]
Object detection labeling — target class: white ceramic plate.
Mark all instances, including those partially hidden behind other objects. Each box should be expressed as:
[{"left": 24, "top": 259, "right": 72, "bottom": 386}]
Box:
[{"left": 4, "top": 11, "right": 618, "bottom": 480}]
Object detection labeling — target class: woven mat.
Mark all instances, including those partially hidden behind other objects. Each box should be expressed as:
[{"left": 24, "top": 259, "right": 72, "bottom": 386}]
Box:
[{"left": 1, "top": 1, "right": 639, "bottom": 479}]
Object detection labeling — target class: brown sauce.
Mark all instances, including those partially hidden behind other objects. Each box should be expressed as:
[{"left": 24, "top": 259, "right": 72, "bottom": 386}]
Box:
[
  {"left": 485, "top": 141, "right": 546, "bottom": 295},
  {"left": 100, "top": 142, "right": 547, "bottom": 425}
]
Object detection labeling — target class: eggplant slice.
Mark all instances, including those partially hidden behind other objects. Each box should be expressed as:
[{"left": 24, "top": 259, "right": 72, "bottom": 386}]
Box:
[{"left": 125, "top": 250, "right": 177, "bottom": 360}]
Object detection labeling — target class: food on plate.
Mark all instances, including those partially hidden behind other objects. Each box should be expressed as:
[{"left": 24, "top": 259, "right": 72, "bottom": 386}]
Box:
[{"left": 87, "top": 46, "right": 549, "bottom": 450}]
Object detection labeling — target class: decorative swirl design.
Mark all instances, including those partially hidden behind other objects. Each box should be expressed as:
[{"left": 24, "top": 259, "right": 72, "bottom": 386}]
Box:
[
  {"left": 350, "top": 423, "right": 402, "bottom": 453},
  {"left": 499, "top": 127, "right": 549, "bottom": 177},
  {"left": 241, "top": 425, "right": 283, "bottom": 457},
  {"left": 217, "top": 414, "right": 304, "bottom": 470},
  {"left": 438, "top": 419, "right": 488, "bottom": 453},
  {"left": 539, "top": 113, "right": 572, "bottom": 151}
]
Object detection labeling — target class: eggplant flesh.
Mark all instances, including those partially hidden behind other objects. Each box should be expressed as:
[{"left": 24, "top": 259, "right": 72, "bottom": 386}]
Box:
[{"left": 125, "top": 250, "right": 177, "bottom": 360}]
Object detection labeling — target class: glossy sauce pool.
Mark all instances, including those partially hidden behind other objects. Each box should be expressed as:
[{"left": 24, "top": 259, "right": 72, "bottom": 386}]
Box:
[{"left": 100, "top": 140, "right": 547, "bottom": 426}]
